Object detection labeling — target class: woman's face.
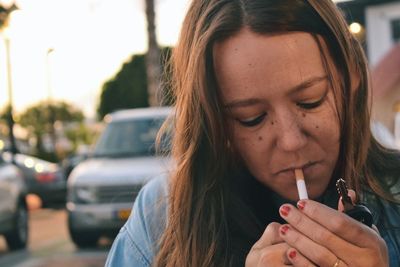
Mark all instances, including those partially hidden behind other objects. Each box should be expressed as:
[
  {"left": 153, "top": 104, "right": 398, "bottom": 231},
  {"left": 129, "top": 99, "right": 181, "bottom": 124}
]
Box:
[{"left": 213, "top": 29, "right": 340, "bottom": 201}]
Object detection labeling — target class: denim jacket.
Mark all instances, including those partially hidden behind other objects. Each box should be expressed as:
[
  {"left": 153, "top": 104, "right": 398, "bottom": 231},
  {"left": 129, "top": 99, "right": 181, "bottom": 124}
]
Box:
[
  {"left": 105, "top": 176, "right": 168, "bottom": 267},
  {"left": 105, "top": 176, "right": 400, "bottom": 267}
]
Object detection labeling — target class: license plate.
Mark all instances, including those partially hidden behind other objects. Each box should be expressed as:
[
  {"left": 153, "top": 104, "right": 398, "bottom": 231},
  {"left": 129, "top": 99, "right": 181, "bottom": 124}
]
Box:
[{"left": 117, "top": 209, "right": 131, "bottom": 220}]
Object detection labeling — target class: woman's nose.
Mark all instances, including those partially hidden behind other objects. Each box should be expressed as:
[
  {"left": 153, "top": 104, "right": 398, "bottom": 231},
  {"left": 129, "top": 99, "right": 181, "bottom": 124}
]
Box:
[{"left": 274, "top": 112, "right": 307, "bottom": 152}]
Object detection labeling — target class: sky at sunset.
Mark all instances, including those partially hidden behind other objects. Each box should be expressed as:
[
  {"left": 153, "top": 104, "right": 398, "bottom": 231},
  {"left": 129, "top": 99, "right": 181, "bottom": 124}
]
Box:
[{"left": 0, "top": 0, "right": 189, "bottom": 118}]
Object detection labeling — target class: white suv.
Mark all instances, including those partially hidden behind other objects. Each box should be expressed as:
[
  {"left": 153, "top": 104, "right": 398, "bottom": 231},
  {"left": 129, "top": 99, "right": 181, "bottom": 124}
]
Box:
[{"left": 67, "top": 107, "right": 172, "bottom": 248}]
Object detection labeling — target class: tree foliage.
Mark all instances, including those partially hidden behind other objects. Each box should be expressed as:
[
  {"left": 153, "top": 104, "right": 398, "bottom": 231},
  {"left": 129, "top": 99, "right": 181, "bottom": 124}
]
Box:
[
  {"left": 97, "top": 54, "right": 148, "bottom": 120},
  {"left": 0, "top": 105, "right": 11, "bottom": 136},
  {"left": 97, "top": 47, "right": 173, "bottom": 120},
  {"left": 20, "top": 101, "right": 84, "bottom": 133},
  {"left": 19, "top": 101, "right": 84, "bottom": 158},
  {"left": 64, "top": 123, "right": 97, "bottom": 151}
]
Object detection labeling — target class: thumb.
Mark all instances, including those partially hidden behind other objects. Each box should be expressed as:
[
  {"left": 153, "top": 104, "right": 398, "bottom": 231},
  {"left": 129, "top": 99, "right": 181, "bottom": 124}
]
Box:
[
  {"left": 252, "top": 222, "right": 284, "bottom": 249},
  {"left": 338, "top": 189, "right": 356, "bottom": 212}
]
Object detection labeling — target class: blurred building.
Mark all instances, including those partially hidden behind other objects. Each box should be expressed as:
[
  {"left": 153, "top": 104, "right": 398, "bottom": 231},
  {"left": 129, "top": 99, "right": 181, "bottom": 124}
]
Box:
[{"left": 338, "top": 0, "right": 400, "bottom": 148}]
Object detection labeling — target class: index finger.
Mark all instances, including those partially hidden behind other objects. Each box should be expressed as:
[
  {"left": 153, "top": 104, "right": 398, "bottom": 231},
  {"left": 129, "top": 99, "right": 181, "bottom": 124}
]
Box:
[{"left": 296, "top": 199, "right": 378, "bottom": 246}]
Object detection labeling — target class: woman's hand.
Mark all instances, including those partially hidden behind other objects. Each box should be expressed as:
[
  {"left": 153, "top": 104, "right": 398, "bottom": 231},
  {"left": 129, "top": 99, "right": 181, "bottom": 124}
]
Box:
[
  {"left": 278, "top": 200, "right": 389, "bottom": 267},
  {"left": 245, "top": 222, "right": 293, "bottom": 266}
]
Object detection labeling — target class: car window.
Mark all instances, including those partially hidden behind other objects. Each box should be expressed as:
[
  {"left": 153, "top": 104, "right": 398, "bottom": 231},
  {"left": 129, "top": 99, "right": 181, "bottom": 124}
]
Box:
[{"left": 92, "top": 117, "right": 169, "bottom": 158}]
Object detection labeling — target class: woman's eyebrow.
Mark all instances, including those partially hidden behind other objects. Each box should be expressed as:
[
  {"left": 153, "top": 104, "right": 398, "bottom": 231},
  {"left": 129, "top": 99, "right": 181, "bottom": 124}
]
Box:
[
  {"left": 289, "top": 75, "right": 328, "bottom": 94},
  {"left": 224, "top": 75, "right": 328, "bottom": 109},
  {"left": 224, "top": 98, "right": 264, "bottom": 109}
]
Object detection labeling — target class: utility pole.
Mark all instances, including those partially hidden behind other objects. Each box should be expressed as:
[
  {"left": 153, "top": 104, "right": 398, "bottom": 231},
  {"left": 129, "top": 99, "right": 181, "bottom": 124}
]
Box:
[
  {"left": 0, "top": 3, "right": 18, "bottom": 154},
  {"left": 5, "top": 36, "right": 16, "bottom": 153}
]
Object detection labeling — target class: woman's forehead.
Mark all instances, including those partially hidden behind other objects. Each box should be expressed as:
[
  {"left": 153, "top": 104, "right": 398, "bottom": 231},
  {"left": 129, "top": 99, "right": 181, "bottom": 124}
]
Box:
[
  {"left": 213, "top": 29, "right": 330, "bottom": 101},
  {"left": 213, "top": 30, "right": 325, "bottom": 71}
]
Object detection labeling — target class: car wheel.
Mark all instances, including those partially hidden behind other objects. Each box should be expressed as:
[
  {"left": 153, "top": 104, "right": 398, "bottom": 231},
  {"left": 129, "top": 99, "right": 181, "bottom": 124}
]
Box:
[
  {"left": 69, "top": 228, "right": 99, "bottom": 248},
  {"left": 5, "top": 200, "right": 29, "bottom": 250},
  {"left": 68, "top": 217, "right": 99, "bottom": 248}
]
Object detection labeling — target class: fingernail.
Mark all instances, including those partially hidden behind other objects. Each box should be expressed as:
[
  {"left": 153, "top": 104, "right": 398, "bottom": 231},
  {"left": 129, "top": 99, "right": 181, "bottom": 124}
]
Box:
[
  {"left": 297, "top": 200, "right": 306, "bottom": 210},
  {"left": 280, "top": 205, "right": 291, "bottom": 216},
  {"left": 289, "top": 250, "right": 297, "bottom": 259},
  {"left": 280, "top": 225, "right": 289, "bottom": 235}
]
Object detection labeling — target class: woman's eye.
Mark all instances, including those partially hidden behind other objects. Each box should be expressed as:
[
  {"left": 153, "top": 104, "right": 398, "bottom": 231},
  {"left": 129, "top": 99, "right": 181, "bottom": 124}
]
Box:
[
  {"left": 297, "top": 97, "right": 324, "bottom": 110},
  {"left": 237, "top": 113, "right": 267, "bottom": 127}
]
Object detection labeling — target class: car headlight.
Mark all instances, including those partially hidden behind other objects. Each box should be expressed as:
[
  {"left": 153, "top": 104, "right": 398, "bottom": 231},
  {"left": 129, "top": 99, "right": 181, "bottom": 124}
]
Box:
[{"left": 69, "top": 186, "right": 97, "bottom": 204}]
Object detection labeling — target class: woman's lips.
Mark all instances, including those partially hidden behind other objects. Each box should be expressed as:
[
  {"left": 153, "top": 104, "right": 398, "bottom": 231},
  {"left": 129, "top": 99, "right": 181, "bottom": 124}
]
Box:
[
  {"left": 302, "top": 161, "right": 321, "bottom": 179},
  {"left": 275, "top": 161, "right": 319, "bottom": 178}
]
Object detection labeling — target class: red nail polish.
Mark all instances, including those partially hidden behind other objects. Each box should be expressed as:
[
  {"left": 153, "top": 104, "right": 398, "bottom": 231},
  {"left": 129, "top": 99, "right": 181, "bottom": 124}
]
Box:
[
  {"left": 289, "top": 250, "right": 297, "bottom": 259},
  {"left": 280, "top": 205, "right": 291, "bottom": 216},
  {"left": 297, "top": 201, "right": 306, "bottom": 210},
  {"left": 280, "top": 225, "right": 289, "bottom": 235}
]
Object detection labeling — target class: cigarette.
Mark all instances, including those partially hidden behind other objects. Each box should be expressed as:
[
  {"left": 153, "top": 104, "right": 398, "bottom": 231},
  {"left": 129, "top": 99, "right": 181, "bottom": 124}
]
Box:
[{"left": 295, "top": 168, "right": 308, "bottom": 200}]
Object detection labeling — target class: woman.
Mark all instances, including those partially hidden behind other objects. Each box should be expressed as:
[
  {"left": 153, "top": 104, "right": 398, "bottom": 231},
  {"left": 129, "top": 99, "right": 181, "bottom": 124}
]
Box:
[{"left": 106, "top": 0, "right": 400, "bottom": 266}]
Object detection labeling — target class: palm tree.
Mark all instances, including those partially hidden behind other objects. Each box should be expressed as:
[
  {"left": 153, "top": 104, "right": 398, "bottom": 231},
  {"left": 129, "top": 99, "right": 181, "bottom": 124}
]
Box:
[{"left": 144, "top": 0, "right": 161, "bottom": 106}]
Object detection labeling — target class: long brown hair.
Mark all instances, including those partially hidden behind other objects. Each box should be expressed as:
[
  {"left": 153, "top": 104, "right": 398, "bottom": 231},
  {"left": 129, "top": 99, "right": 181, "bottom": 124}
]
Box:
[{"left": 155, "top": 0, "right": 400, "bottom": 266}]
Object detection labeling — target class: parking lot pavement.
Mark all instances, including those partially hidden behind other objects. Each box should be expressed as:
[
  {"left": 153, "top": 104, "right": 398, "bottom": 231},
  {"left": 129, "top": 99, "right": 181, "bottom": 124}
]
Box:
[
  {"left": 14, "top": 250, "right": 108, "bottom": 267},
  {"left": 0, "top": 208, "right": 111, "bottom": 267}
]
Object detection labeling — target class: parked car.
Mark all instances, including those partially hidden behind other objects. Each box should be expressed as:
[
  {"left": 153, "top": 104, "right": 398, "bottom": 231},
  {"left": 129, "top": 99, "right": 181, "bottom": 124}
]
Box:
[
  {"left": 3, "top": 152, "right": 67, "bottom": 207},
  {"left": 67, "top": 107, "right": 172, "bottom": 248},
  {"left": 0, "top": 153, "right": 29, "bottom": 250},
  {"left": 62, "top": 152, "right": 88, "bottom": 179}
]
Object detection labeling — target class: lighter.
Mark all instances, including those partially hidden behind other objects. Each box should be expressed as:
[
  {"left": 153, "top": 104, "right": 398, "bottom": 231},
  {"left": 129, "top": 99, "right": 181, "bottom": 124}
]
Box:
[{"left": 335, "top": 178, "right": 373, "bottom": 227}]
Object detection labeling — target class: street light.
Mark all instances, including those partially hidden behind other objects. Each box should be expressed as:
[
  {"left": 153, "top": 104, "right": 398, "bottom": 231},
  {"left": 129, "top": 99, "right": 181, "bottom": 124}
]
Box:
[
  {"left": 46, "top": 47, "right": 54, "bottom": 102},
  {"left": 45, "top": 47, "right": 57, "bottom": 154},
  {"left": 0, "top": 2, "right": 18, "bottom": 154},
  {"left": 349, "top": 22, "right": 362, "bottom": 34}
]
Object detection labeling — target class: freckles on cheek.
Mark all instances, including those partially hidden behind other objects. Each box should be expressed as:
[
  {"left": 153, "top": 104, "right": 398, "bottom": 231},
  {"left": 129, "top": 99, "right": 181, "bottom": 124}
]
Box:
[
  {"left": 258, "top": 136, "right": 263, "bottom": 141},
  {"left": 235, "top": 136, "right": 258, "bottom": 150},
  {"left": 315, "top": 119, "right": 341, "bottom": 144}
]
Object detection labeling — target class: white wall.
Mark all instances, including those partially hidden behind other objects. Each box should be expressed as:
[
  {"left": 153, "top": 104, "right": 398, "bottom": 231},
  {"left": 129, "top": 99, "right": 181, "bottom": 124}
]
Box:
[{"left": 366, "top": 1, "right": 400, "bottom": 66}]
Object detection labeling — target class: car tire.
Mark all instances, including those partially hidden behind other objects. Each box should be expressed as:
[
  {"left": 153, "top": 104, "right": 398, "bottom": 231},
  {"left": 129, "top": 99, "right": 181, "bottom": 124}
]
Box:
[
  {"left": 69, "top": 229, "right": 99, "bottom": 248},
  {"left": 5, "top": 199, "right": 29, "bottom": 250},
  {"left": 68, "top": 218, "right": 99, "bottom": 248}
]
